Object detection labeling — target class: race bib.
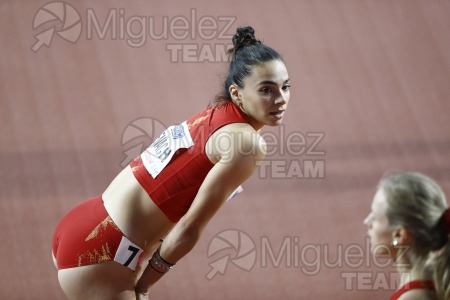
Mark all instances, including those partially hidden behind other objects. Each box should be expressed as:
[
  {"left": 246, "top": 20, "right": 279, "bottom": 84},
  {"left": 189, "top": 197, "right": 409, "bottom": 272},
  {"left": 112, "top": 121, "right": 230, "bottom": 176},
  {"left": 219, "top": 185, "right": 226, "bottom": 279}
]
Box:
[
  {"left": 114, "top": 236, "right": 144, "bottom": 271},
  {"left": 141, "top": 121, "right": 194, "bottom": 178}
]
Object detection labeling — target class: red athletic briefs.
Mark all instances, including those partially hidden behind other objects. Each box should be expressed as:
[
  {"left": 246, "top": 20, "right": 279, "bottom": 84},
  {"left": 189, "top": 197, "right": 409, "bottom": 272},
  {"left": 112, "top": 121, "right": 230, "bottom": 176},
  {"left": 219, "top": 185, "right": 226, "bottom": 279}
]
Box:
[{"left": 52, "top": 195, "right": 144, "bottom": 270}]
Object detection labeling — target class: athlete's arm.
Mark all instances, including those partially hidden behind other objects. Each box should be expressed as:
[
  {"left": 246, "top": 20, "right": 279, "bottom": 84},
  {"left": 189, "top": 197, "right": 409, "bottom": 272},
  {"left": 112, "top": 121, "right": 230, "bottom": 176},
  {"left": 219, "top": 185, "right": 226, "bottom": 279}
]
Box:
[{"left": 135, "top": 124, "right": 266, "bottom": 293}]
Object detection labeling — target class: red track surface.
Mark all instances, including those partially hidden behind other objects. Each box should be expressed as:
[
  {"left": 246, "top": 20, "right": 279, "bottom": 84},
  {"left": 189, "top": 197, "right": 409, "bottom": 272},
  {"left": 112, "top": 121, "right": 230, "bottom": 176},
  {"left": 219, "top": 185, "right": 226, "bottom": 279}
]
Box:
[{"left": 1, "top": 1, "right": 449, "bottom": 299}]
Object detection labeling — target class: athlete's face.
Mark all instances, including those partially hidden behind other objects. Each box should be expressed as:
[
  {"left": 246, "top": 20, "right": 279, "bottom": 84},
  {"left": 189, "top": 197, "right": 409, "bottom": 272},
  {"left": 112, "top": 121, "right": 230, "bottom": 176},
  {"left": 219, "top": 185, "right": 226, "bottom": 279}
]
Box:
[
  {"left": 231, "top": 60, "right": 290, "bottom": 130},
  {"left": 364, "top": 189, "right": 396, "bottom": 257}
]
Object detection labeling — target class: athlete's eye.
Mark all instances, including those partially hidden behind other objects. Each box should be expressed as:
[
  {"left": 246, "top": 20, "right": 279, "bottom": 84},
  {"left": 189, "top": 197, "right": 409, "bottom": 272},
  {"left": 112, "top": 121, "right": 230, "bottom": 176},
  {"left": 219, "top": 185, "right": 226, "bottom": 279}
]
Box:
[{"left": 260, "top": 87, "right": 271, "bottom": 95}]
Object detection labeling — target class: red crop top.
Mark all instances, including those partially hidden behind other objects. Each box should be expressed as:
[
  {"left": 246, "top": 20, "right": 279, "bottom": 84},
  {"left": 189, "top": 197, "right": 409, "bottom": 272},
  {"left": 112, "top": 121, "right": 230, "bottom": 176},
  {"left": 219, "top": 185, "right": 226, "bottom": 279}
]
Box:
[{"left": 130, "top": 101, "right": 252, "bottom": 222}]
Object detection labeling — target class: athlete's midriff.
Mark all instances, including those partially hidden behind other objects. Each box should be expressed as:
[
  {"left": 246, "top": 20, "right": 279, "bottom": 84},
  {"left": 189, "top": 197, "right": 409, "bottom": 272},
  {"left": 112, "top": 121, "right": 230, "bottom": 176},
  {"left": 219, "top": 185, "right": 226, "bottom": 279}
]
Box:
[{"left": 129, "top": 101, "right": 251, "bottom": 223}]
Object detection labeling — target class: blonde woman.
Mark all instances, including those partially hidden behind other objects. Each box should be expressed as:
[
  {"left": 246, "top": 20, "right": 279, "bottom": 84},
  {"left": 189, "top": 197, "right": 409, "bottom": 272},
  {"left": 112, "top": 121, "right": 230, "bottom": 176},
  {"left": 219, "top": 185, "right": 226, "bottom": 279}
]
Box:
[{"left": 364, "top": 172, "right": 450, "bottom": 300}]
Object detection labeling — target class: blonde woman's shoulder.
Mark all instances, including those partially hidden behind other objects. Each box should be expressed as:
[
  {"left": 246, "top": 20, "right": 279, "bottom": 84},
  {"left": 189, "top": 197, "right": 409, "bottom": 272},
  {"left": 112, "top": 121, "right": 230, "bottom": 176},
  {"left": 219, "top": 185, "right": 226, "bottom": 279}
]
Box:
[{"left": 398, "top": 289, "right": 437, "bottom": 300}]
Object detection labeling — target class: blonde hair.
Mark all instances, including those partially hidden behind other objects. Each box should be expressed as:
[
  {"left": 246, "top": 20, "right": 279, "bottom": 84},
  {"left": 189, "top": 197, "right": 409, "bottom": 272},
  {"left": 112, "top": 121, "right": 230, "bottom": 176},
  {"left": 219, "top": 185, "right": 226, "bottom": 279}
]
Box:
[{"left": 378, "top": 172, "right": 450, "bottom": 300}]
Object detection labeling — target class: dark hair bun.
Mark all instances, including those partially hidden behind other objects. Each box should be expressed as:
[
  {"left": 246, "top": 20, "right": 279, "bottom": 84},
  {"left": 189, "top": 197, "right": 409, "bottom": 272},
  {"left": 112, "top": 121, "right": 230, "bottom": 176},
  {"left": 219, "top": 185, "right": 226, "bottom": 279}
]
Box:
[{"left": 230, "top": 26, "right": 261, "bottom": 56}]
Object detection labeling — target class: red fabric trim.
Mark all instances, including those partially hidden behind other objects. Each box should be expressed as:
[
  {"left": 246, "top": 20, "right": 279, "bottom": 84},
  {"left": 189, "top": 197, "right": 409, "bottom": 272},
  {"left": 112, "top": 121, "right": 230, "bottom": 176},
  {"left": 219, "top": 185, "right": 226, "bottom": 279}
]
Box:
[{"left": 390, "top": 280, "right": 435, "bottom": 300}]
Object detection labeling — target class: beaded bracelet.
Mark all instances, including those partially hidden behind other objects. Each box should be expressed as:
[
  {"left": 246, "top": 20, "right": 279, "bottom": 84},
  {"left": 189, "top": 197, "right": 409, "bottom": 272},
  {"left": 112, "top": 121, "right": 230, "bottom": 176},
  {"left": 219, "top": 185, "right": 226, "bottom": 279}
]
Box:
[{"left": 149, "top": 246, "right": 175, "bottom": 274}]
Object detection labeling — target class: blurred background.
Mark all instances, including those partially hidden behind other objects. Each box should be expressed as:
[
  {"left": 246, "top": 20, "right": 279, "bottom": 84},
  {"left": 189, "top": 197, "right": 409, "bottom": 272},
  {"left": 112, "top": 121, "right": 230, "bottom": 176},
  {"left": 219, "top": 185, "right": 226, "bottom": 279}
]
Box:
[{"left": 1, "top": 0, "right": 449, "bottom": 299}]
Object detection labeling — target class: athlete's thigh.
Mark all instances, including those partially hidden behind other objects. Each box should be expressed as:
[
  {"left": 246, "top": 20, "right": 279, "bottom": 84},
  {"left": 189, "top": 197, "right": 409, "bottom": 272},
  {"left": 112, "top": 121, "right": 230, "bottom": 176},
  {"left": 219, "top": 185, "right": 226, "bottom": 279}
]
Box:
[{"left": 58, "top": 261, "right": 136, "bottom": 300}]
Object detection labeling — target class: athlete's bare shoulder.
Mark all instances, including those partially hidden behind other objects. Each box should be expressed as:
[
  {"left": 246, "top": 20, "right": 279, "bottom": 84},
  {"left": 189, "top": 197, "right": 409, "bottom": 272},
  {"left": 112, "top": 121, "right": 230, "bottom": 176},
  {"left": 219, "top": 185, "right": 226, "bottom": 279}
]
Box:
[{"left": 206, "top": 122, "right": 266, "bottom": 164}]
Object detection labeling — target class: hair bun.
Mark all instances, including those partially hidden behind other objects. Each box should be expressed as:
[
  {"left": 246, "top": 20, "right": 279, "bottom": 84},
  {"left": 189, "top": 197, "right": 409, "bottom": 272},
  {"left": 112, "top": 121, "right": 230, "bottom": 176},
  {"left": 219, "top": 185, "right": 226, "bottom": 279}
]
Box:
[{"left": 230, "top": 26, "right": 261, "bottom": 55}]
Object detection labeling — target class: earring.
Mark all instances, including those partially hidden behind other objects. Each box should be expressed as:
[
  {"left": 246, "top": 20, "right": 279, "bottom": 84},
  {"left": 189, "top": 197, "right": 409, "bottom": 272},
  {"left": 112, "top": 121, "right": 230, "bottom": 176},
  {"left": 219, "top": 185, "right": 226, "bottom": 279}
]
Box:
[{"left": 392, "top": 240, "right": 398, "bottom": 247}]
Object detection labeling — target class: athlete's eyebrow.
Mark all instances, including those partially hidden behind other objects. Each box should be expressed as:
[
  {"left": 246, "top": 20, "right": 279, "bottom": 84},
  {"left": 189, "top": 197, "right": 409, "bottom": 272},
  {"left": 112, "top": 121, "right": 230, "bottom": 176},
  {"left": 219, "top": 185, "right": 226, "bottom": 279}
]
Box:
[{"left": 257, "top": 78, "right": 291, "bottom": 86}]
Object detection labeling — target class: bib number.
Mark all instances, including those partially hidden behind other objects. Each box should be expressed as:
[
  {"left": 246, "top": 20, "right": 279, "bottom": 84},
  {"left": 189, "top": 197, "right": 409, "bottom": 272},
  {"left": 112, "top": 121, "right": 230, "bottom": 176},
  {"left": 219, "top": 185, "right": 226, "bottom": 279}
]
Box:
[
  {"left": 141, "top": 121, "right": 194, "bottom": 178},
  {"left": 114, "top": 236, "right": 144, "bottom": 271}
]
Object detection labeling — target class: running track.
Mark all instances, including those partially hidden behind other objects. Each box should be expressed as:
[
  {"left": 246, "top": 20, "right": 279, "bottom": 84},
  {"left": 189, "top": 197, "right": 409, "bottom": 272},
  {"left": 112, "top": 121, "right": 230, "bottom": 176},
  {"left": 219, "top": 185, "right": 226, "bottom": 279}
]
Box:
[{"left": 1, "top": 1, "right": 449, "bottom": 299}]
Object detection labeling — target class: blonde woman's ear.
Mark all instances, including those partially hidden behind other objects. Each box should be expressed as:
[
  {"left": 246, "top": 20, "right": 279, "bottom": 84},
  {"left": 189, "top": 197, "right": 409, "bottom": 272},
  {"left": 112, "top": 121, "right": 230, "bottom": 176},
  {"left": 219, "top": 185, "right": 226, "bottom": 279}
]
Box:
[{"left": 391, "top": 226, "right": 410, "bottom": 245}]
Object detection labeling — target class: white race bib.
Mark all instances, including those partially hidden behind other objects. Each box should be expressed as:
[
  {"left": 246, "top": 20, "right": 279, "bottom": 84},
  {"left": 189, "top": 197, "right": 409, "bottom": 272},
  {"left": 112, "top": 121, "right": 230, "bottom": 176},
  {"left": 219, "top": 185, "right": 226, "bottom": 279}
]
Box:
[
  {"left": 114, "top": 236, "right": 144, "bottom": 271},
  {"left": 141, "top": 121, "right": 194, "bottom": 178}
]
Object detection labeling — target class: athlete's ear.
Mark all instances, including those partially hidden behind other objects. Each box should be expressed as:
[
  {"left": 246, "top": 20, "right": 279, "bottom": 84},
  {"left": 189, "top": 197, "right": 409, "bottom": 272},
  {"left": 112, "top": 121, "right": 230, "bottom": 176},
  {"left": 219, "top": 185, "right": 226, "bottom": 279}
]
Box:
[{"left": 229, "top": 84, "right": 240, "bottom": 103}]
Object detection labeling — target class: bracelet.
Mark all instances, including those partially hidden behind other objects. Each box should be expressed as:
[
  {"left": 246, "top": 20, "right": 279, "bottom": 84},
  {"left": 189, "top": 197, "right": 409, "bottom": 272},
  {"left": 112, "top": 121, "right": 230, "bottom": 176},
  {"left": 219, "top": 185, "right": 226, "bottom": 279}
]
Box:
[{"left": 149, "top": 246, "right": 175, "bottom": 274}]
